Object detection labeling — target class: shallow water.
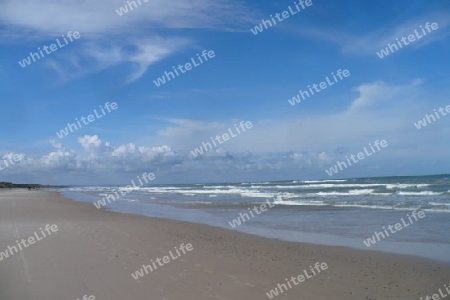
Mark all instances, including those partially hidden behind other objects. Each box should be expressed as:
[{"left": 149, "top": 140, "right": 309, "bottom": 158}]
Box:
[{"left": 57, "top": 174, "right": 450, "bottom": 262}]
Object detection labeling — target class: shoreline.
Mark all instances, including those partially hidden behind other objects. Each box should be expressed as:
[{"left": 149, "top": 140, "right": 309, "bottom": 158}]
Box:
[
  {"left": 1, "top": 189, "right": 449, "bottom": 299},
  {"left": 61, "top": 188, "right": 450, "bottom": 263}
]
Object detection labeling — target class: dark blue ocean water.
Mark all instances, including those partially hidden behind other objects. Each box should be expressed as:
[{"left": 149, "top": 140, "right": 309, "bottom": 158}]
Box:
[{"left": 56, "top": 174, "right": 450, "bottom": 262}]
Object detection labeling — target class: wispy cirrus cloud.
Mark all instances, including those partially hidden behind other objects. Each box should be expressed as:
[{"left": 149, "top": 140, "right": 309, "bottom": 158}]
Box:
[
  {"left": 45, "top": 37, "right": 190, "bottom": 84},
  {"left": 295, "top": 12, "right": 450, "bottom": 55},
  {"left": 0, "top": 0, "right": 256, "bottom": 38},
  {"left": 0, "top": 0, "right": 257, "bottom": 83}
]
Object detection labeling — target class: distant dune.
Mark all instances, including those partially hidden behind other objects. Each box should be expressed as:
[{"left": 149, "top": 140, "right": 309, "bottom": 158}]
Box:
[{"left": 0, "top": 182, "right": 50, "bottom": 188}]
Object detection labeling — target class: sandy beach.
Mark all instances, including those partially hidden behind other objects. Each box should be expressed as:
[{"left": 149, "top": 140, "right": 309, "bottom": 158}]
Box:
[{"left": 0, "top": 189, "right": 449, "bottom": 300}]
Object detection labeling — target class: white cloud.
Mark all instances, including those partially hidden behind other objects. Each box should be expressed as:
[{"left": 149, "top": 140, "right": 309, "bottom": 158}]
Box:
[
  {"left": 296, "top": 13, "right": 450, "bottom": 55},
  {"left": 0, "top": 0, "right": 257, "bottom": 83},
  {"left": 318, "top": 152, "right": 330, "bottom": 162},
  {"left": 146, "top": 79, "right": 446, "bottom": 159},
  {"left": 78, "top": 135, "right": 102, "bottom": 150},
  {"left": 0, "top": 79, "right": 448, "bottom": 183},
  {"left": 0, "top": 132, "right": 331, "bottom": 182},
  {"left": 45, "top": 37, "right": 190, "bottom": 83},
  {"left": 348, "top": 79, "right": 423, "bottom": 112},
  {"left": 0, "top": 0, "right": 256, "bottom": 38}
]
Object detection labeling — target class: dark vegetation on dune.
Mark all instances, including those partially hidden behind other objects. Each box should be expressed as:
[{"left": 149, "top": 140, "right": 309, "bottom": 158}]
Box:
[{"left": 0, "top": 182, "right": 51, "bottom": 188}]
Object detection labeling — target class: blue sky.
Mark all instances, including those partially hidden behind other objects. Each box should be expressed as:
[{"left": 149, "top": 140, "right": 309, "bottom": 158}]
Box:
[{"left": 0, "top": 0, "right": 449, "bottom": 185}]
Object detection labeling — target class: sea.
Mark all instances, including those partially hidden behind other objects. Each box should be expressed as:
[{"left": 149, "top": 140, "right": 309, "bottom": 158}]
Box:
[{"left": 56, "top": 174, "right": 450, "bottom": 262}]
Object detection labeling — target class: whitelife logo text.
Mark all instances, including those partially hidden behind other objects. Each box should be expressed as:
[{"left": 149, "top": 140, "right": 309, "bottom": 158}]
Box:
[
  {"left": 93, "top": 172, "right": 156, "bottom": 209},
  {"left": 414, "top": 104, "right": 450, "bottom": 129},
  {"left": 18, "top": 31, "right": 81, "bottom": 68},
  {"left": 266, "top": 262, "right": 328, "bottom": 299},
  {"left": 288, "top": 69, "right": 350, "bottom": 106},
  {"left": 190, "top": 121, "right": 253, "bottom": 158},
  {"left": 325, "top": 140, "right": 388, "bottom": 176},
  {"left": 153, "top": 50, "right": 215, "bottom": 87},
  {"left": 131, "top": 243, "right": 193, "bottom": 280},
  {"left": 0, "top": 224, "right": 58, "bottom": 262},
  {"left": 251, "top": 0, "right": 313, "bottom": 35},
  {"left": 56, "top": 102, "right": 118, "bottom": 139},
  {"left": 376, "top": 22, "right": 439, "bottom": 59},
  {"left": 363, "top": 210, "right": 425, "bottom": 247}
]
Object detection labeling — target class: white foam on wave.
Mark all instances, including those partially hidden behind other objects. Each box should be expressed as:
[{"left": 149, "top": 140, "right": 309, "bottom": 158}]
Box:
[
  {"left": 333, "top": 204, "right": 393, "bottom": 210},
  {"left": 92, "top": 186, "right": 296, "bottom": 200},
  {"left": 316, "top": 189, "right": 376, "bottom": 196},
  {"left": 429, "top": 202, "right": 450, "bottom": 206},
  {"left": 272, "top": 193, "right": 298, "bottom": 201},
  {"left": 269, "top": 200, "right": 416, "bottom": 211},
  {"left": 264, "top": 183, "right": 432, "bottom": 190},
  {"left": 279, "top": 192, "right": 298, "bottom": 199},
  {"left": 204, "top": 185, "right": 234, "bottom": 189},
  {"left": 298, "top": 183, "right": 384, "bottom": 189},
  {"left": 386, "top": 184, "right": 430, "bottom": 189},
  {"left": 145, "top": 188, "right": 246, "bottom": 196},
  {"left": 253, "top": 183, "right": 384, "bottom": 189},
  {"left": 273, "top": 199, "right": 327, "bottom": 206},
  {"left": 421, "top": 208, "right": 450, "bottom": 213},
  {"left": 240, "top": 191, "right": 277, "bottom": 198},
  {"left": 397, "top": 191, "right": 442, "bottom": 196},
  {"left": 65, "top": 186, "right": 121, "bottom": 192},
  {"left": 249, "top": 199, "right": 450, "bottom": 212},
  {"left": 138, "top": 187, "right": 295, "bottom": 199},
  {"left": 140, "top": 187, "right": 181, "bottom": 190},
  {"left": 126, "top": 187, "right": 180, "bottom": 193},
  {"left": 273, "top": 185, "right": 308, "bottom": 189},
  {"left": 301, "top": 180, "right": 348, "bottom": 183}
]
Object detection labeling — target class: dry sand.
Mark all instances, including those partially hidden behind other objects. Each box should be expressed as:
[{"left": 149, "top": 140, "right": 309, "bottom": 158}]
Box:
[{"left": 0, "top": 189, "right": 448, "bottom": 300}]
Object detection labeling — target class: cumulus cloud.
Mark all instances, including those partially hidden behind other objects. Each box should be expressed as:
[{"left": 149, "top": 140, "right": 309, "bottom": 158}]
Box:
[
  {"left": 78, "top": 135, "right": 102, "bottom": 150},
  {"left": 0, "top": 133, "right": 342, "bottom": 184},
  {"left": 348, "top": 79, "right": 423, "bottom": 112},
  {"left": 318, "top": 152, "right": 330, "bottom": 163},
  {"left": 0, "top": 79, "right": 448, "bottom": 184}
]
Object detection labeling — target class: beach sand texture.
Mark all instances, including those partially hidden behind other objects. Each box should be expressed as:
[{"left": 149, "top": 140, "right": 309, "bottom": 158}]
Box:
[{"left": 0, "top": 189, "right": 449, "bottom": 300}]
